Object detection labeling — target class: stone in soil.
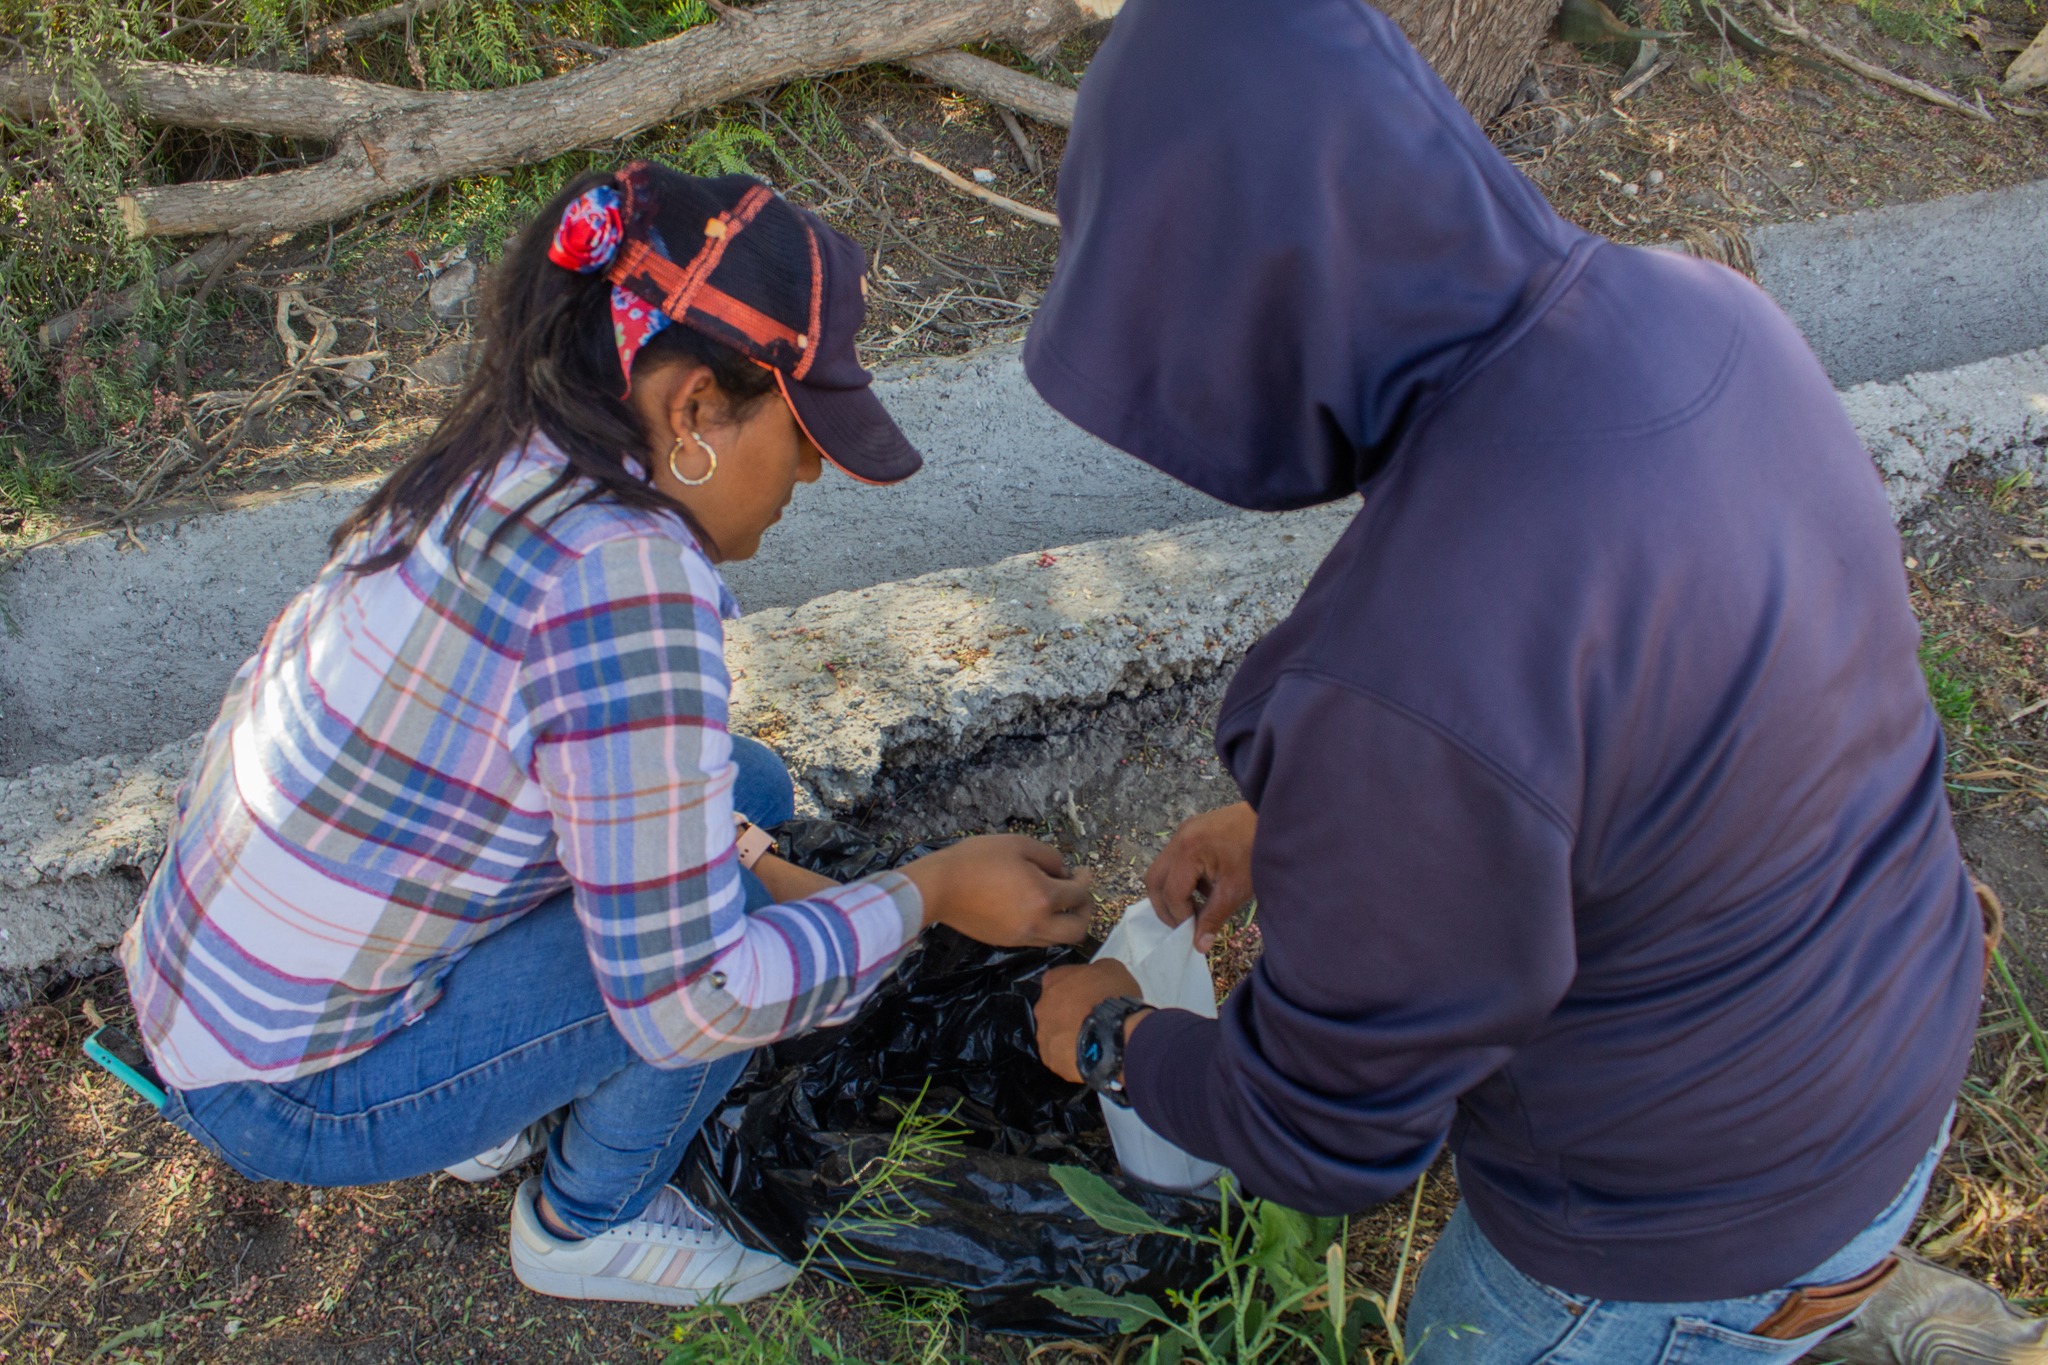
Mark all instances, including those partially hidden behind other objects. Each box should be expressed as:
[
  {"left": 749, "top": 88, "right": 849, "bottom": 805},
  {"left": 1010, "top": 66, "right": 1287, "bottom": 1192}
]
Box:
[{"left": 428, "top": 259, "right": 479, "bottom": 321}]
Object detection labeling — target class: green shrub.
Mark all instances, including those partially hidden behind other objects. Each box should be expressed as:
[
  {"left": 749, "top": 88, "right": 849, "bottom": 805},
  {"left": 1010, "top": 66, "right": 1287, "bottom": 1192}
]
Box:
[{"left": 0, "top": 437, "right": 75, "bottom": 523}]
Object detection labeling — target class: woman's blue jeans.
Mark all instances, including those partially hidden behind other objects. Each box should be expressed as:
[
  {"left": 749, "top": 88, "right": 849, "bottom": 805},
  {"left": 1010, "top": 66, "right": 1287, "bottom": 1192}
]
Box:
[
  {"left": 1405, "top": 1110, "right": 1953, "bottom": 1365},
  {"left": 162, "top": 736, "right": 797, "bottom": 1238}
]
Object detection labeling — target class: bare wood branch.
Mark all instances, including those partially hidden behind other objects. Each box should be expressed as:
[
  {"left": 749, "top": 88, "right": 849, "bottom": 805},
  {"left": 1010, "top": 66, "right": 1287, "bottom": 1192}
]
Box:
[
  {"left": 1611, "top": 54, "right": 1672, "bottom": 104},
  {"left": 0, "top": 61, "right": 432, "bottom": 139},
  {"left": 100, "top": 0, "right": 1102, "bottom": 238},
  {"left": 304, "top": 0, "right": 460, "bottom": 58},
  {"left": 1747, "top": 0, "right": 1994, "bottom": 121},
  {"left": 899, "top": 49, "right": 1077, "bottom": 126},
  {"left": 2003, "top": 18, "right": 2048, "bottom": 94},
  {"left": 37, "top": 233, "right": 255, "bottom": 347},
  {"left": 998, "top": 105, "right": 1042, "bottom": 173},
  {"left": 865, "top": 115, "right": 1059, "bottom": 228}
]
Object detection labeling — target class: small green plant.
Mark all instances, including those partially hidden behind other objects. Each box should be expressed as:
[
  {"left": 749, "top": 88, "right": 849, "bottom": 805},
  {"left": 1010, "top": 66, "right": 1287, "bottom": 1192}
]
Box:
[
  {"left": 678, "top": 119, "right": 782, "bottom": 179},
  {"left": 1991, "top": 949, "right": 2048, "bottom": 1078},
  {"left": 1989, "top": 469, "right": 2034, "bottom": 515},
  {"left": 1921, "top": 639, "right": 1977, "bottom": 732},
  {"left": 0, "top": 437, "right": 76, "bottom": 524},
  {"left": 660, "top": 1087, "right": 972, "bottom": 1365},
  {"left": 778, "top": 78, "right": 852, "bottom": 155},
  {"left": 1038, "top": 1166, "right": 1436, "bottom": 1364},
  {"left": 1697, "top": 57, "right": 1757, "bottom": 88}
]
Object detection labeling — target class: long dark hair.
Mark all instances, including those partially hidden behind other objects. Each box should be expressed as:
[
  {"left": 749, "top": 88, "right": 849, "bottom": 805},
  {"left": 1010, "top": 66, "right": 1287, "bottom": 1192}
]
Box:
[{"left": 332, "top": 168, "right": 776, "bottom": 573}]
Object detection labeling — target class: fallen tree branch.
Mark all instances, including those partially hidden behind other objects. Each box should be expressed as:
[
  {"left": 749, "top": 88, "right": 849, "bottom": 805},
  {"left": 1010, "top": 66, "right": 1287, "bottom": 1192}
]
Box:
[
  {"left": 2004, "top": 18, "right": 2048, "bottom": 94},
  {"left": 304, "top": 0, "right": 461, "bottom": 58},
  {"left": 0, "top": 60, "right": 433, "bottom": 139},
  {"left": 899, "top": 49, "right": 1077, "bottom": 126},
  {"left": 37, "top": 233, "right": 255, "bottom": 347},
  {"left": 865, "top": 115, "right": 1059, "bottom": 228},
  {"left": 98, "top": 0, "right": 1104, "bottom": 238},
  {"left": 1746, "top": 0, "right": 1994, "bottom": 121},
  {"left": 0, "top": 30, "right": 1088, "bottom": 144}
]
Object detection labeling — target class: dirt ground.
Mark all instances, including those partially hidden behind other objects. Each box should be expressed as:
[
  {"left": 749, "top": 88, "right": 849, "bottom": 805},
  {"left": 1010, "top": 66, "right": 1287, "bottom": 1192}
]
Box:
[
  {"left": 6, "top": 460, "right": 2047, "bottom": 1361},
  {"left": 4, "top": 4, "right": 2048, "bottom": 1360}
]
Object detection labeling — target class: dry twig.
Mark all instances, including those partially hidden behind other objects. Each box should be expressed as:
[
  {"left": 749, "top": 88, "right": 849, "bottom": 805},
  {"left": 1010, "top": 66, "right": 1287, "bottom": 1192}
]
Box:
[
  {"left": 899, "top": 48, "right": 1077, "bottom": 126},
  {"left": 1746, "top": 0, "right": 1995, "bottom": 121},
  {"left": 864, "top": 116, "right": 1059, "bottom": 228},
  {"left": 997, "top": 106, "right": 1042, "bottom": 174},
  {"left": 1610, "top": 55, "right": 1672, "bottom": 104},
  {"left": 36, "top": 234, "right": 254, "bottom": 347},
  {"left": 303, "top": 0, "right": 461, "bottom": 58}
]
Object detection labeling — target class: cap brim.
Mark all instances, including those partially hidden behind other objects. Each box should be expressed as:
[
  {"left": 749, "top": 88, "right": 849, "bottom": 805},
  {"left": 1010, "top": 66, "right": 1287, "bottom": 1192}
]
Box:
[{"left": 777, "top": 371, "right": 923, "bottom": 485}]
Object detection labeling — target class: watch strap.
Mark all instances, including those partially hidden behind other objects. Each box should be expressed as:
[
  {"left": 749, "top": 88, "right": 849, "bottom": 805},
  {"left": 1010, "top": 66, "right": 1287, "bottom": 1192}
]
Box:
[
  {"left": 1077, "top": 995, "right": 1148, "bottom": 1108},
  {"left": 733, "top": 817, "right": 774, "bottom": 870}
]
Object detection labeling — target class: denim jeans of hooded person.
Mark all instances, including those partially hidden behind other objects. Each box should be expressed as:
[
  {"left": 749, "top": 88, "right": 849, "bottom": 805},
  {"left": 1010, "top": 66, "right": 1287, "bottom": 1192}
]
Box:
[
  {"left": 1405, "top": 1111, "right": 1951, "bottom": 1365},
  {"left": 162, "top": 735, "right": 797, "bottom": 1237}
]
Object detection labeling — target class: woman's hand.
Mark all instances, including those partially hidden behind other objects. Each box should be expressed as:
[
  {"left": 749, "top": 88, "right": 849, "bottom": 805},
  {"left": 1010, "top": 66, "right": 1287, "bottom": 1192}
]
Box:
[
  {"left": 1035, "top": 960, "right": 1147, "bottom": 1084},
  {"left": 1145, "top": 801, "right": 1257, "bottom": 953},
  {"left": 902, "top": 835, "right": 1096, "bottom": 947}
]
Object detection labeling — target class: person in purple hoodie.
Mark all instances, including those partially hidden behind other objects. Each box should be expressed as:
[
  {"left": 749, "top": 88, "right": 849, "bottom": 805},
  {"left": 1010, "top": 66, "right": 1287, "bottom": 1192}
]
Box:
[{"left": 1025, "top": 1, "right": 2048, "bottom": 1361}]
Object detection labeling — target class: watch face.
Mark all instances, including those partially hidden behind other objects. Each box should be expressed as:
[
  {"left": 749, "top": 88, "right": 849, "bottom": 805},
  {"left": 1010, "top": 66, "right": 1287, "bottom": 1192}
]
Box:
[{"left": 1082, "top": 1037, "right": 1105, "bottom": 1069}]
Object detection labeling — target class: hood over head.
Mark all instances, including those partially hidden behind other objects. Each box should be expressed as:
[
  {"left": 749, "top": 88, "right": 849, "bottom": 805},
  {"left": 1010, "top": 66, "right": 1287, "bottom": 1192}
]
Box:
[{"left": 1024, "top": 0, "right": 1592, "bottom": 510}]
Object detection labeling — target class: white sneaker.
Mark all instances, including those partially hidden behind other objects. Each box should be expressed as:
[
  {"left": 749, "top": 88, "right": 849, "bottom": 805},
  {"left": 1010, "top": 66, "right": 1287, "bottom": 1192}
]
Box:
[
  {"left": 444, "top": 1111, "right": 563, "bottom": 1183},
  {"left": 508, "top": 1177, "right": 799, "bottom": 1307}
]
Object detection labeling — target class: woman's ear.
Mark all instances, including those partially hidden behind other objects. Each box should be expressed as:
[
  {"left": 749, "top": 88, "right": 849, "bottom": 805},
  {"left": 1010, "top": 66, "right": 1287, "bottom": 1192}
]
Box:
[{"left": 665, "top": 362, "right": 726, "bottom": 442}]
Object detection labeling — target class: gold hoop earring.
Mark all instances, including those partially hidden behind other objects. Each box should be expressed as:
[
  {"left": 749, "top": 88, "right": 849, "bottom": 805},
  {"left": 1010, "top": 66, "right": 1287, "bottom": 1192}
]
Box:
[{"left": 668, "top": 430, "right": 717, "bottom": 487}]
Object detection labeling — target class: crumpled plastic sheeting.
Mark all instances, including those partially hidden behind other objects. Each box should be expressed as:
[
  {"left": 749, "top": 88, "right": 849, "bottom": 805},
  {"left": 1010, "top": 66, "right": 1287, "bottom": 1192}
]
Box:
[{"left": 678, "top": 819, "right": 1215, "bottom": 1335}]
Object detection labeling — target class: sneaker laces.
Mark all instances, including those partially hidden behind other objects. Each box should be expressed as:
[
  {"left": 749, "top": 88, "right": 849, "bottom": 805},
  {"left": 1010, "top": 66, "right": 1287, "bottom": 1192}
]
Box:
[{"left": 637, "top": 1186, "right": 720, "bottom": 1239}]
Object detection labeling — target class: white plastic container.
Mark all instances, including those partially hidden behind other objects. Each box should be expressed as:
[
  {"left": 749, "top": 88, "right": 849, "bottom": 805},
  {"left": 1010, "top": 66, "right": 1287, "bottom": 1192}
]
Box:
[{"left": 1091, "top": 898, "right": 1227, "bottom": 1193}]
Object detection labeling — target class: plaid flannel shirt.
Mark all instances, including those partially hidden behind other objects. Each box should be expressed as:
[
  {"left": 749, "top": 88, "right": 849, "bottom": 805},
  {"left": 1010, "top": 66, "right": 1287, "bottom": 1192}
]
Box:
[{"left": 120, "top": 440, "right": 923, "bottom": 1090}]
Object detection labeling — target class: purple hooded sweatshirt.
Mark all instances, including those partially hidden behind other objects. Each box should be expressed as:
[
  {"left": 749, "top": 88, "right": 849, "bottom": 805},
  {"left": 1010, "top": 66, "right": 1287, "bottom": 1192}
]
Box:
[{"left": 1024, "top": 0, "right": 1982, "bottom": 1302}]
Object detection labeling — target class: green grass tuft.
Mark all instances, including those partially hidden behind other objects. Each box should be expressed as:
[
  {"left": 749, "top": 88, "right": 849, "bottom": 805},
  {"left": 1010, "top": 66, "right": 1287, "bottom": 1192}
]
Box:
[{"left": 1921, "top": 639, "right": 1978, "bottom": 730}]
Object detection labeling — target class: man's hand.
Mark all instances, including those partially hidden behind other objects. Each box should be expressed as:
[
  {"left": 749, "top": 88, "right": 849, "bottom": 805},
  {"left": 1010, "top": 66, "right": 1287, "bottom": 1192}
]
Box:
[
  {"left": 902, "top": 835, "right": 1096, "bottom": 948},
  {"left": 1145, "top": 801, "right": 1257, "bottom": 952},
  {"left": 1034, "top": 959, "right": 1146, "bottom": 1083}
]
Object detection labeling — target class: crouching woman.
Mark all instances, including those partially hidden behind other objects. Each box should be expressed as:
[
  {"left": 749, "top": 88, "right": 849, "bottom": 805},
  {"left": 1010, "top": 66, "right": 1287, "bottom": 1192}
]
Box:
[{"left": 119, "top": 163, "right": 1093, "bottom": 1307}]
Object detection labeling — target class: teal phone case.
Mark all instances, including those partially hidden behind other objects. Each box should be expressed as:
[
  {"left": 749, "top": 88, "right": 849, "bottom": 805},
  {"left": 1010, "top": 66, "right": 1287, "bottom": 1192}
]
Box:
[{"left": 84, "top": 1027, "right": 169, "bottom": 1111}]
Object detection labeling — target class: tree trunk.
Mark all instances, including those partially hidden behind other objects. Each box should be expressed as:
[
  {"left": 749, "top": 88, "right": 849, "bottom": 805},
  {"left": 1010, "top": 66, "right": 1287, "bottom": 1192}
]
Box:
[{"left": 1381, "top": 0, "right": 1562, "bottom": 118}]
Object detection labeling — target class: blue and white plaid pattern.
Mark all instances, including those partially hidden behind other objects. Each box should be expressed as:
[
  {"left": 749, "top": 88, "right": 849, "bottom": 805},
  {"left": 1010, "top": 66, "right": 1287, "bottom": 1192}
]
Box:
[{"left": 121, "top": 440, "right": 923, "bottom": 1089}]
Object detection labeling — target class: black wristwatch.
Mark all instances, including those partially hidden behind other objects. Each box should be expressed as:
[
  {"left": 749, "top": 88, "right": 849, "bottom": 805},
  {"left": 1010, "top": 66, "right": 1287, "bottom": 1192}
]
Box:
[{"left": 1077, "top": 996, "right": 1149, "bottom": 1108}]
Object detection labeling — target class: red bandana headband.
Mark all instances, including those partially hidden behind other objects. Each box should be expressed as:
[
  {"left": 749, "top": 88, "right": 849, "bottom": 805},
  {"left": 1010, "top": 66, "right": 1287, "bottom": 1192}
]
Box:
[{"left": 547, "top": 183, "right": 671, "bottom": 389}]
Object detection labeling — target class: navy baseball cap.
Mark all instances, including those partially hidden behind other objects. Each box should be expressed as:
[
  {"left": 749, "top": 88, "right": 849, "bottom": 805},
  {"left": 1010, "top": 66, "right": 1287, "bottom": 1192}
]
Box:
[{"left": 599, "top": 161, "right": 923, "bottom": 485}]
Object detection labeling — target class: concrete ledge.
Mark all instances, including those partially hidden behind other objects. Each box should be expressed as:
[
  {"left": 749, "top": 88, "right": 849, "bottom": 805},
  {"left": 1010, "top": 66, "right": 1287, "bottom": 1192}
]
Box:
[
  {"left": 1751, "top": 179, "right": 2048, "bottom": 387},
  {"left": 1841, "top": 344, "right": 2048, "bottom": 518},
  {"left": 0, "top": 737, "right": 201, "bottom": 1005},
  {"left": 6, "top": 344, "right": 2047, "bottom": 1006},
  {"left": 725, "top": 503, "right": 1354, "bottom": 809},
  {"left": 0, "top": 507, "right": 1349, "bottom": 1006},
  {"left": 0, "top": 348, "right": 1224, "bottom": 777}
]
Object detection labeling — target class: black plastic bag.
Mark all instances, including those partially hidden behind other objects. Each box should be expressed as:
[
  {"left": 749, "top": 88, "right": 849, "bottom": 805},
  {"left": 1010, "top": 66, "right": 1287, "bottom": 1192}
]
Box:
[{"left": 676, "top": 820, "right": 1216, "bottom": 1335}]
